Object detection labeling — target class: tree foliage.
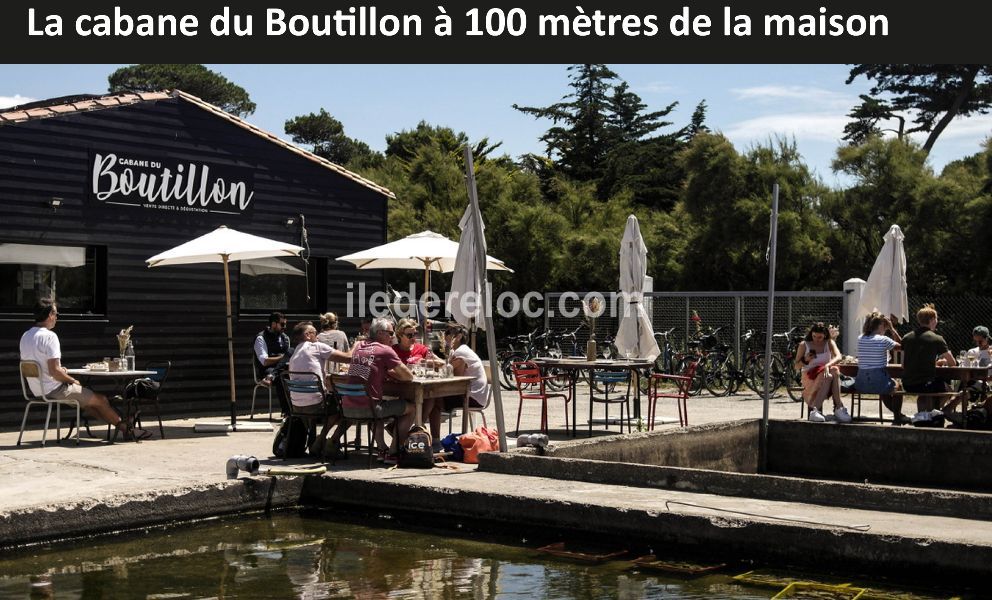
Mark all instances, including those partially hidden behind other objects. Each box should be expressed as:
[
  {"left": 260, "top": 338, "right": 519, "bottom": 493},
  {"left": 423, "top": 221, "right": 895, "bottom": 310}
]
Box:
[
  {"left": 108, "top": 64, "right": 256, "bottom": 117},
  {"left": 284, "top": 109, "right": 382, "bottom": 168},
  {"left": 846, "top": 64, "right": 992, "bottom": 154}
]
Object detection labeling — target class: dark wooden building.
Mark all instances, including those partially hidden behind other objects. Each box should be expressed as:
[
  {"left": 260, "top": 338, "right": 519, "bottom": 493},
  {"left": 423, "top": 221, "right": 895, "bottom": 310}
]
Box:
[{"left": 0, "top": 90, "right": 390, "bottom": 426}]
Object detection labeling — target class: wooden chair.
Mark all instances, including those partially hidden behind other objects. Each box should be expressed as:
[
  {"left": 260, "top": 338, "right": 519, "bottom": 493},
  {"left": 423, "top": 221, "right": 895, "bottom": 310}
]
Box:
[
  {"left": 511, "top": 361, "right": 570, "bottom": 436},
  {"left": 250, "top": 357, "right": 273, "bottom": 421},
  {"left": 588, "top": 369, "right": 632, "bottom": 436},
  {"left": 17, "top": 360, "right": 80, "bottom": 447},
  {"left": 648, "top": 360, "right": 698, "bottom": 428}
]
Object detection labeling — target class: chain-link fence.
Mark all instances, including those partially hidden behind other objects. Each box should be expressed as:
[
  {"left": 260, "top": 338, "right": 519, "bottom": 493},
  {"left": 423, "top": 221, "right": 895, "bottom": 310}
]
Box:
[
  {"left": 544, "top": 292, "right": 845, "bottom": 359},
  {"left": 902, "top": 296, "right": 992, "bottom": 354}
]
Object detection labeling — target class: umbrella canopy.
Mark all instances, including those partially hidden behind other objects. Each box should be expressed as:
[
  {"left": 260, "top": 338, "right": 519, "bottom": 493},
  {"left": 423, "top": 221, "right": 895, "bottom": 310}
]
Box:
[
  {"left": 336, "top": 230, "right": 511, "bottom": 273},
  {"left": 614, "top": 215, "right": 660, "bottom": 361},
  {"left": 147, "top": 225, "right": 304, "bottom": 429},
  {"left": 856, "top": 224, "right": 909, "bottom": 324},
  {"left": 448, "top": 206, "right": 487, "bottom": 330},
  {"left": 240, "top": 257, "right": 306, "bottom": 277}
]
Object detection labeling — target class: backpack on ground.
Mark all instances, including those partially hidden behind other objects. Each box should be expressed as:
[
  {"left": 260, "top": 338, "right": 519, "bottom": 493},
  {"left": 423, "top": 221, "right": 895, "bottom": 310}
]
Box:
[
  {"left": 398, "top": 424, "right": 434, "bottom": 468},
  {"left": 272, "top": 416, "right": 309, "bottom": 459}
]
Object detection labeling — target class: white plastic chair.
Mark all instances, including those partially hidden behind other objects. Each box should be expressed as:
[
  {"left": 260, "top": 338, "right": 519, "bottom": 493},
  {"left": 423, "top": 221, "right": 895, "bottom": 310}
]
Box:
[
  {"left": 250, "top": 357, "right": 273, "bottom": 420},
  {"left": 17, "top": 360, "right": 81, "bottom": 447}
]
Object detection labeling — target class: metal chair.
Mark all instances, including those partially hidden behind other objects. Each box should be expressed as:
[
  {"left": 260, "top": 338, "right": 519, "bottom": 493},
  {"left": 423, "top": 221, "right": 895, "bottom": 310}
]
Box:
[
  {"left": 250, "top": 357, "right": 273, "bottom": 421},
  {"left": 327, "top": 377, "right": 392, "bottom": 468},
  {"left": 648, "top": 360, "right": 698, "bottom": 428},
  {"left": 511, "top": 361, "right": 570, "bottom": 436},
  {"left": 444, "top": 361, "right": 492, "bottom": 434},
  {"left": 17, "top": 360, "right": 80, "bottom": 447},
  {"left": 589, "top": 369, "right": 632, "bottom": 436},
  {"left": 125, "top": 361, "right": 170, "bottom": 439},
  {"left": 279, "top": 370, "right": 336, "bottom": 460}
]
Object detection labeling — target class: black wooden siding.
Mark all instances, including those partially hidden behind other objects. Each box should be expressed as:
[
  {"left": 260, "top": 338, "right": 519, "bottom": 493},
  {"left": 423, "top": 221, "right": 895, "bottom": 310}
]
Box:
[{"left": 0, "top": 97, "right": 387, "bottom": 427}]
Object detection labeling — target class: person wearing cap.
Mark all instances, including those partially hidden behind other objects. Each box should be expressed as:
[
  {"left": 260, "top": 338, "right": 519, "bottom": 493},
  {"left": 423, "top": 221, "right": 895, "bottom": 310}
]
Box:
[{"left": 941, "top": 325, "right": 992, "bottom": 419}]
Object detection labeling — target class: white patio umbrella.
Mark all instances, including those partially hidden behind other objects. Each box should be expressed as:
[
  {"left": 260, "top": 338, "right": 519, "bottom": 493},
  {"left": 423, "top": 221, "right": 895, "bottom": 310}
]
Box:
[
  {"left": 337, "top": 230, "right": 511, "bottom": 340},
  {"left": 614, "top": 215, "right": 660, "bottom": 361},
  {"left": 240, "top": 257, "right": 306, "bottom": 277},
  {"left": 449, "top": 206, "right": 486, "bottom": 330},
  {"left": 856, "top": 224, "right": 909, "bottom": 324},
  {"left": 147, "top": 226, "right": 304, "bottom": 429}
]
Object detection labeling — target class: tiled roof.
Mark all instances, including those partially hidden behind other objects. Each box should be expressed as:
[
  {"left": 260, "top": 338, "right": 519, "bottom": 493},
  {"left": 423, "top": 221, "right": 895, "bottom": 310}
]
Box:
[{"left": 0, "top": 90, "right": 395, "bottom": 199}]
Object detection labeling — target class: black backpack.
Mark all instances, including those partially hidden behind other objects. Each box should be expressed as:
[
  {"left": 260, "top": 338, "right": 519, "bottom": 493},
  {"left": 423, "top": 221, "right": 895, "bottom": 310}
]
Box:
[
  {"left": 272, "top": 416, "right": 310, "bottom": 459},
  {"left": 398, "top": 424, "right": 434, "bottom": 468}
]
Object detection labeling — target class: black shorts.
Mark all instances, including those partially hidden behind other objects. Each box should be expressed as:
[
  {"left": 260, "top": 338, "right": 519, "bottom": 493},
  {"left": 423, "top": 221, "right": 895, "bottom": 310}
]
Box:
[{"left": 903, "top": 379, "right": 949, "bottom": 394}]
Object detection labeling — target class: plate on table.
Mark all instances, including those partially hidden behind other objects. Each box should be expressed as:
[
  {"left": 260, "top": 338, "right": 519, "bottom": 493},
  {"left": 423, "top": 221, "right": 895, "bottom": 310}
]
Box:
[{"left": 85, "top": 362, "right": 109, "bottom": 372}]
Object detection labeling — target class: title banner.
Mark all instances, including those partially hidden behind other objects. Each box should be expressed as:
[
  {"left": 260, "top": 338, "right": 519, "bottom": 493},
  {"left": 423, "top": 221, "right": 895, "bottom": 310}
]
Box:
[{"left": 4, "top": 0, "right": 989, "bottom": 62}]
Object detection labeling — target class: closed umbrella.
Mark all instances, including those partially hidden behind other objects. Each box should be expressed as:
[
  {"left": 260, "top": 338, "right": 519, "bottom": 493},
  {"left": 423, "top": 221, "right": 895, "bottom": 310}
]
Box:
[
  {"left": 147, "top": 225, "right": 304, "bottom": 429},
  {"left": 856, "top": 224, "right": 909, "bottom": 324},
  {"left": 448, "top": 206, "right": 486, "bottom": 330},
  {"left": 614, "top": 215, "right": 660, "bottom": 361}
]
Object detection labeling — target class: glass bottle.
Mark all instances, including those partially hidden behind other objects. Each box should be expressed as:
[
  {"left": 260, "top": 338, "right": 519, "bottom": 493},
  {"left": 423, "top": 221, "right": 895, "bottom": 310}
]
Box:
[{"left": 125, "top": 340, "right": 135, "bottom": 371}]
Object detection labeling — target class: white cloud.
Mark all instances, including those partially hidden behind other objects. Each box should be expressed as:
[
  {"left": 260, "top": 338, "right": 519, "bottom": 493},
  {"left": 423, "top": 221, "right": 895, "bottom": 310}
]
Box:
[
  {"left": 0, "top": 94, "right": 34, "bottom": 109},
  {"left": 724, "top": 112, "right": 848, "bottom": 144},
  {"left": 731, "top": 85, "right": 853, "bottom": 110}
]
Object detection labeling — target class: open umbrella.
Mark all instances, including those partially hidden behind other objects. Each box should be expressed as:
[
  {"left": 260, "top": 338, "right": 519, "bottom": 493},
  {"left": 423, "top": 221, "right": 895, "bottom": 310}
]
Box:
[
  {"left": 856, "top": 224, "right": 908, "bottom": 324},
  {"left": 614, "top": 215, "right": 660, "bottom": 361},
  {"left": 240, "top": 257, "right": 306, "bottom": 277},
  {"left": 146, "top": 225, "right": 304, "bottom": 429},
  {"left": 337, "top": 230, "right": 511, "bottom": 341}
]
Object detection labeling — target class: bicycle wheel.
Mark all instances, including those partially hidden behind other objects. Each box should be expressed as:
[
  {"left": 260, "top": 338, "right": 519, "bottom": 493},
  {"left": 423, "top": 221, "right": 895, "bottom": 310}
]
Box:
[
  {"left": 784, "top": 359, "right": 804, "bottom": 402},
  {"left": 746, "top": 355, "right": 784, "bottom": 397},
  {"left": 677, "top": 356, "right": 704, "bottom": 396},
  {"left": 704, "top": 353, "right": 734, "bottom": 397},
  {"left": 498, "top": 352, "right": 524, "bottom": 391}
]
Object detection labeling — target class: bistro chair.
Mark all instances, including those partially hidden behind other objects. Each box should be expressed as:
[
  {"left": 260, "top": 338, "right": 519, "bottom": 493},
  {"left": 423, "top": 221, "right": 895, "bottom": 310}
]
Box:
[
  {"left": 17, "top": 360, "right": 80, "bottom": 447},
  {"left": 279, "top": 370, "right": 338, "bottom": 460},
  {"left": 327, "top": 376, "right": 392, "bottom": 469},
  {"left": 648, "top": 360, "right": 698, "bottom": 428},
  {"left": 250, "top": 357, "right": 273, "bottom": 421},
  {"left": 124, "top": 361, "right": 170, "bottom": 439},
  {"left": 511, "top": 361, "right": 570, "bottom": 436},
  {"left": 444, "top": 361, "right": 493, "bottom": 434},
  {"left": 588, "top": 369, "right": 632, "bottom": 436}
]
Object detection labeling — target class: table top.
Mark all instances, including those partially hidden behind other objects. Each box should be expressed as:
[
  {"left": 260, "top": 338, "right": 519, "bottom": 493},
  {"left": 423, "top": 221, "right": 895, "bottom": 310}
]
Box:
[
  {"left": 331, "top": 373, "right": 473, "bottom": 386},
  {"left": 837, "top": 363, "right": 992, "bottom": 377},
  {"left": 67, "top": 368, "right": 156, "bottom": 377},
  {"left": 532, "top": 357, "right": 653, "bottom": 368}
]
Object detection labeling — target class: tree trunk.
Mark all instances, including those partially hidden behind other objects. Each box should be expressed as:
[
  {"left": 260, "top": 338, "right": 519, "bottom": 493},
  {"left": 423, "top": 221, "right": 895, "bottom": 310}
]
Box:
[{"left": 922, "top": 67, "right": 979, "bottom": 155}]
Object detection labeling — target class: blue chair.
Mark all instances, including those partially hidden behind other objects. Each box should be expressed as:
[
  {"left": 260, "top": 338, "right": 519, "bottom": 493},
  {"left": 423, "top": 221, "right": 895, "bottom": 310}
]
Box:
[
  {"left": 328, "top": 378, "right": 391, "bottom": 468},
  {"left": 589, "top": 369, "right": 632, "bottom": 436}
]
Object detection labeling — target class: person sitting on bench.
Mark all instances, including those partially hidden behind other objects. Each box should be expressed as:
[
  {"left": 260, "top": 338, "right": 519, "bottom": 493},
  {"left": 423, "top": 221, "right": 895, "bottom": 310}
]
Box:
[
  {"left": 855, "top": 312, "right": 905, "bottom": 423},
  {"left": 901, "top": 304, "right": 958, "bottom": 417}
]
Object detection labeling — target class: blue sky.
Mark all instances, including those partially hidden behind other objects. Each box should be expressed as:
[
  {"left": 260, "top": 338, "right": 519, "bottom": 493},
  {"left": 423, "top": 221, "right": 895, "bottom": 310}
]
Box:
[{"left": 3, "top": 64, "right": 991, "bottom": 188}]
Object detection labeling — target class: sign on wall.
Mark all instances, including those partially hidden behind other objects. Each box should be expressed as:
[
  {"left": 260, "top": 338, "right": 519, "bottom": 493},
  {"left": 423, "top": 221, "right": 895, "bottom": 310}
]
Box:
[{"left": 87, "top": 150, "right": 256, "bottom": 216}]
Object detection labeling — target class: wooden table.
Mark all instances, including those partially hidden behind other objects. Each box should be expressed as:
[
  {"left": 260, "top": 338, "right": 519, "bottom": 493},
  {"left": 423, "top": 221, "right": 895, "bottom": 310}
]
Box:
[
  {"left": 332, "top": 374, "right": 473, "bottom": 429},
  {"left": 532, "top": 358, "right": 653, "bottom": 437}
]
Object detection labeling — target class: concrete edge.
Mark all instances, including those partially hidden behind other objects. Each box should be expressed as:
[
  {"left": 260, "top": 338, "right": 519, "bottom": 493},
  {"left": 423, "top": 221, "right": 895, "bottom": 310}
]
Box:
[
  {"left": 0, "top": 478, "right": 304, "bottom": 547},
  {"left": 477, "top": 452, "right": 992, "bottom": 522},
  {"left": 301, "top": 474, "right": 992, "bottom": 580},
  {"left": 531, "top": 419, "right": 758, "bottom": 458}
]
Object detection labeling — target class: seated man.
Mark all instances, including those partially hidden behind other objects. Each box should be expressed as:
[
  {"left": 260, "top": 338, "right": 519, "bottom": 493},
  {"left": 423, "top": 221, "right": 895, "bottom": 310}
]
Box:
[
  {"left": 286, "top": 321, "right": 351, "bottom": 455},
  {"left": 254, "top": 311, "right": 289, "bottom": 378},
  {"left": 901, "top": 303, "right": 958, "bottom": 416},
  {"left": 19, "top": 297, "right": 145, "bottom": 440},
  {"left": 341, "top": 317, "right": 414, "bottom": 463},
  {"left": 970, "top": 326, "right": 991, "bottom": 366},
  {"left": 943, "top": 325, "right": 992, "bottom": 418}
]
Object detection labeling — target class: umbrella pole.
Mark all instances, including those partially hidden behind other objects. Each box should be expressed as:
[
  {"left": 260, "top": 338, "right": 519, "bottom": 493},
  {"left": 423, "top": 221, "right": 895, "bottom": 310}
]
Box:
[
  {"left": 222, "top": 255, "right": 238, "bottom": 431},
  {"left": 464, "top": 146, "right": 507, "bottom": 452},
  {"left": 760, "top": 184, "right": 780, "bottom": 472},
  {"left": 423, "top": 265, "right": 430, "bottom": 346}
]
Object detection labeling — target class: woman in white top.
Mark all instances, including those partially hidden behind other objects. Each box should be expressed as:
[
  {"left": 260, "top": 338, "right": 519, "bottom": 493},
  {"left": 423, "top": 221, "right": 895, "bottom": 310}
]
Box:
[{"left": 795, "top": 322, "right": 851, "bottom": 423}]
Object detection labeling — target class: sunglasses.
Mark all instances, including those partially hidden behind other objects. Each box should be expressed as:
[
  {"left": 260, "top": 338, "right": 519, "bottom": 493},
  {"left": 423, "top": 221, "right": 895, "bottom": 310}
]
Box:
[{"left": 401, "top": 332, "right": 417, "bottom": 339}]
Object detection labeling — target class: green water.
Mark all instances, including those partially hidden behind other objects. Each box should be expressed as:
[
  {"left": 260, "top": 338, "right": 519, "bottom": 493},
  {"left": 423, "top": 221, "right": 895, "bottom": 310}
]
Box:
[{"left": 0, "top": 511, "right": 960, "bottom": 599}]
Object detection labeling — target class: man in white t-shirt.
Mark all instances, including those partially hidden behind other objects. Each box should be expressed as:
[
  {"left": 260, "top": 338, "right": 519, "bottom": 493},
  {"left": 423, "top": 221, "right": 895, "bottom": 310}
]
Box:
[
  {"left": 970, "top": 326, "right": 991, "bottom": 366},
  {"left": 19, "top": 298, "right": 135, "bottom": 438}
]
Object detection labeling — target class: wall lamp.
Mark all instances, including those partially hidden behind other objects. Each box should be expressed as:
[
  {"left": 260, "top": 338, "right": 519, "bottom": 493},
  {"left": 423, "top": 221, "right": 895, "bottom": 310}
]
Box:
[
  {"left": 48, "top": 198, "right": 62, "bottom": 212},
  {"left": 284, "top": 218, "right": 296, "bottom": 227}
]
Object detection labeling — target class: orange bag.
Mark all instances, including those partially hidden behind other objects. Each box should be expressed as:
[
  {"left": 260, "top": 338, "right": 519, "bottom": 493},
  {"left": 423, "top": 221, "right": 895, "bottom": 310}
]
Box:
[{"left": 459, "top": 426, "right": 499, "bottom": 463}]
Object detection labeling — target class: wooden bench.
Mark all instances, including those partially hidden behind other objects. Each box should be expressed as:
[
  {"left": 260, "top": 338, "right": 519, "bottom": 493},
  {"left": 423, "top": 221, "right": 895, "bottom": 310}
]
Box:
[{"left": 848, "top": 390, "right": 961, "bottom": 424}]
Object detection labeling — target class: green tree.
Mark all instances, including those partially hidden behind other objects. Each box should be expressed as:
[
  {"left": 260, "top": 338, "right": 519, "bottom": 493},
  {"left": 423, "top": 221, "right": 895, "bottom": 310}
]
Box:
[
  {"left": 679, "top": 100, "right": 710, "bottom": 142},
  {"left": 846, "top": 64, "right": 992, "bottom": 154},
  {"left": 385, "top": 121, "right": 501, "bottom": 165},
  {"left": 606, "top": 81, "right": 677, "bottom": 145},
  {"left": 284, "top": 109, "right": 381, "bottom": 168},
  {"left": 107, "top": 64, "right": 256, "bottom": 117},
  {"left": 842, "top": 94, "right": 905, "bottom": 145}
]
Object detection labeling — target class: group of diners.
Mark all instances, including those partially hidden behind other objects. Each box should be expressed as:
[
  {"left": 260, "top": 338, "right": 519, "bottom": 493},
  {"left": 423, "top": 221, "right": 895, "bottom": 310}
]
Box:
[
  {"left": 255, "top": 312, "right": 489, "bottom": 464},
  {"left": 796, "top": 303, "right": 990, "bottom": 426}
]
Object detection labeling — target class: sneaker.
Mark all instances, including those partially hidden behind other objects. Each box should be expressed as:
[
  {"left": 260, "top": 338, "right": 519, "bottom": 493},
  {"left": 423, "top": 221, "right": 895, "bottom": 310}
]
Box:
[
  {"left": 911, "top": 411, "right": 931, "bottom": 424},
  {"left": 808, "top": 408, "right": 826, "bottom": 423},
  {"left": 834, "top": 406, "right": 852, "bottom": 424}
]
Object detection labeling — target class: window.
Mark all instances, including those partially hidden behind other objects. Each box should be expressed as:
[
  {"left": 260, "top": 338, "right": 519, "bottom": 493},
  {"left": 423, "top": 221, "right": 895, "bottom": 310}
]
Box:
[
  {"left": 0, "top": 243, "right": 105, "bottom": 315},
  {"left": 239, "top": 256, "right": 326, "bottom": 314}
]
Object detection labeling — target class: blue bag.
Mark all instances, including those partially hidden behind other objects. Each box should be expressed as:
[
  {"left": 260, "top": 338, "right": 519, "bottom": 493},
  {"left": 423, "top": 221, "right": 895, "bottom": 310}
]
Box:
[{"left": 441, "top": 433, "right": 464, "bottom": 462}]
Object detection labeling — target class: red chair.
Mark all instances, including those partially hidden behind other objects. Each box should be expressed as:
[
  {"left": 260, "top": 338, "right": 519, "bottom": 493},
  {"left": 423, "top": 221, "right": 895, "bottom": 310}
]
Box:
[
  {"left": 648, "top": 361, "right": 698, "bottom": 428},
  {"left": 511, "top": 361, "right": 570, "bottom": 435}
]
